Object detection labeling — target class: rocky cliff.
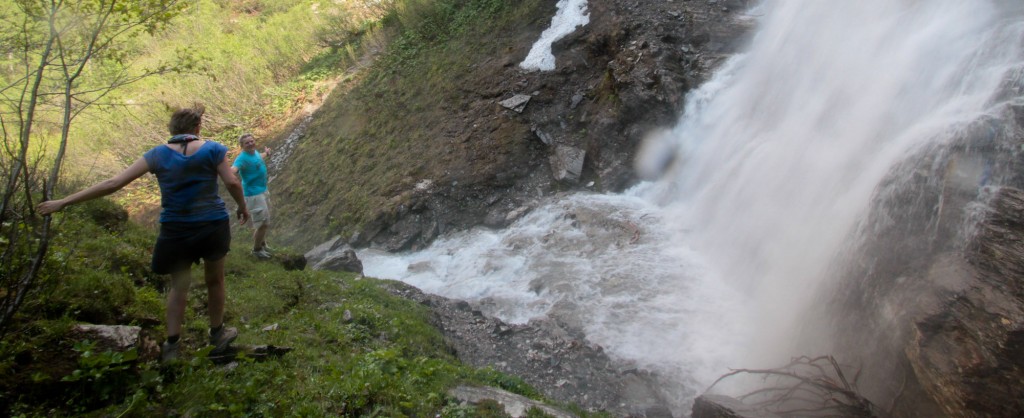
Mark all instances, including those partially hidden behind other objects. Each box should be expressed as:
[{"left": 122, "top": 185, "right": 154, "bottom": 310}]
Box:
[{"left": 823, "top": 102, "right": 1024, "bottom": 417}]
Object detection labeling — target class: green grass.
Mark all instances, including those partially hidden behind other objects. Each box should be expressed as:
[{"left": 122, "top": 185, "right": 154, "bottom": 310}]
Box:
[
  {"left": 0, "top": 198, "right": 585, "bottom": 417},
  {"left": 146, "top": 263, "right": 464, "bottom": 417}
]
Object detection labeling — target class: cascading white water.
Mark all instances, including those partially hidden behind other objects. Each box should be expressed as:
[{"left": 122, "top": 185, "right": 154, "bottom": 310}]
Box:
[
  {"left": 643, "top": 0, "right": 1024, "bottom": 365},
  {"left": 357, "top": 0, "right": 1024, "bottom": 411}
]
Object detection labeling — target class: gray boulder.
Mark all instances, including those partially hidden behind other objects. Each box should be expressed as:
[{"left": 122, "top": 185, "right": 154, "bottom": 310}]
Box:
[
  {"left": 448, "top": 385, "right": 576, "bottom": 418},
  {"left": 69, "top": 324, "right": 158, "bottom": 361},
  {"left": 692, "top": 394, "right": 779, "bottom": 418},
  {"left": 550, "top": 145, "right": 585, "bottom": 183},
  {"left": 315, "top": 249, "right": 364, "bottom": 275}
]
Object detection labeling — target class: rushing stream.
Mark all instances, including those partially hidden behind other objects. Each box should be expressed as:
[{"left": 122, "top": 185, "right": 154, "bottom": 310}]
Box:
[{"left": 352, "top": 0, "right": 1024, "bottom": 411}]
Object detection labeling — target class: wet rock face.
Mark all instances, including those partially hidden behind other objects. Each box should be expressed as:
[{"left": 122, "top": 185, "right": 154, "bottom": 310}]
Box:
[
  {"left": 907, "top": 187, "right": 1024, "bottom": 418},
  {"left": 825, "top": 105, "right": 1024, "bottom": 417},
  {"left": 348, "top": 0, "right": 753, "bottom": 252}
]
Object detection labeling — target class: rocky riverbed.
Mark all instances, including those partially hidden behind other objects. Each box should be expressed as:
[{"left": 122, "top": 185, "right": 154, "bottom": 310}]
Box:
[{"left": 380, "top": 280, "right": 680, "bottom": 417}]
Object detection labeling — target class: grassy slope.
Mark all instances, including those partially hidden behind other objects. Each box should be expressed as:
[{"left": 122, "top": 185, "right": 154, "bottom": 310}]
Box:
[
  {"left": 0, "top": 199, "right": 557, "bottom": 417},
  {"left": 271, "top": 0, "right": 549, "bottom": 248},
  {"left": 15, "top": 0, "right": 358, "bottom": 225}
]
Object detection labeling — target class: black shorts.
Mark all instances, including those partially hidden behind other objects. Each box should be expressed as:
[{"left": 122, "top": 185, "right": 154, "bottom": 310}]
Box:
[{"left": 152, "top": 218, "right": 231, "bottom": 275}]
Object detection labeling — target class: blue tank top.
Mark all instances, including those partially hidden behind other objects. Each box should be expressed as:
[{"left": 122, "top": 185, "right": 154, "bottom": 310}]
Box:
[{"left": 143, "top": 141, "right": 229, "bottom": 223}]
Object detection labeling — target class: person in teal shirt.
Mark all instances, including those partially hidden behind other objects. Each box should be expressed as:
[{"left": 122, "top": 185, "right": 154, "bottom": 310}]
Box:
[{"left": 232, "top": 133, "right": 273, "bottom": 259}]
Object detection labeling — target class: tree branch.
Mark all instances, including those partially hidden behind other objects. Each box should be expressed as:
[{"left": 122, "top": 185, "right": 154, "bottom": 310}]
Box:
[{"left": 706, "top": 355, "right": 882, "bottom": 418}]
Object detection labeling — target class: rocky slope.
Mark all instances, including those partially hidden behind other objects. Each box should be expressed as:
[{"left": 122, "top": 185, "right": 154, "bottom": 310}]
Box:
[
  {"left": 288, "top": 2, "right": 755, "bottom": 415},
  {"left": 279, "top": 0, "right": 754, "bottom": 252}
]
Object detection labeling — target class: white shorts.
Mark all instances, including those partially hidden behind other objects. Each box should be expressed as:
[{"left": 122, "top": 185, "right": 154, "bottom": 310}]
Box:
[{"left": 244, "top": 192, "right": 271, "bottom": 228}]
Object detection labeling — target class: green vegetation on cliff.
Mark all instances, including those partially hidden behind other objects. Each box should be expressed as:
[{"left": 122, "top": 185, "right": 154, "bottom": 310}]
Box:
[{"left": 271, "top": 0, "right": 548, "bottom": 248}]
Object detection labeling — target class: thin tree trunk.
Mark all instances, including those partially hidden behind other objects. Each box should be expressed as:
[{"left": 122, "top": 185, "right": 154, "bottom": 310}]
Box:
[
  {"left": 0, "top": 1, "right": 61, "bottom": 334},
  {"left": 0, "top": 217, "right": 50, "bottom": 339},
  {"left": 46, "top": 0, "right": 117, "bottom": 198},
  {"left": 0, "top": 2, "right": 58, "bottom": 223}
]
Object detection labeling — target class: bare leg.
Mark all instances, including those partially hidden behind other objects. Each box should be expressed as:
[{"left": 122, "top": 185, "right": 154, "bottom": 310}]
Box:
[
  {"left": 204, "top": 256, "right": 227, "bottom": 328},
  {"left": 253, "top": 222, "right": 269, "bottom": 250},
  {"left": 165, "top": 268, "right": 191, "bottom": 337},
  {"left": 255, "top": 195, "right": 271, "bottom": 250}
]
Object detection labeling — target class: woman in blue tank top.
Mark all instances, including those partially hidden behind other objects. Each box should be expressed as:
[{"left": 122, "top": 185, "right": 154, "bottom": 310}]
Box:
[{"left": 38, "top": 105, "right": 250, "bottom": 362}]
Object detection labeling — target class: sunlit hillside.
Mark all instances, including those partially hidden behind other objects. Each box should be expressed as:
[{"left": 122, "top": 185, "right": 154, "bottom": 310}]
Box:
[{"left": 1, "top": 0, "right": 389, "bottom": 222}]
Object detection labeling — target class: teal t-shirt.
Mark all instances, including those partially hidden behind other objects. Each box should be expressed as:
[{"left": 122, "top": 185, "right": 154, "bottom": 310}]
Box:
[{"left": 232, "top": 150, "right": 268, "bottom": 196}]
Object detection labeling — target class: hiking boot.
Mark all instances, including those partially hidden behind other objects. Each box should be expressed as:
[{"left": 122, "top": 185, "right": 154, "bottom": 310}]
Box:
[
  {"left": 251, "top": 248, "right": 271, "bottom": 260},
  {"left": 209, "top": 326, "right": 238, "bottom": 354},
  {"left": 261, "top": 243, "right": 273, "bottom": 254},
  {"left": 161, "top": 339, "right": 181, "bottom": 362}
]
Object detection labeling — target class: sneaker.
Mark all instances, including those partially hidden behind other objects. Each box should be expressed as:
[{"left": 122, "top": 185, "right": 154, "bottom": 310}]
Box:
[
  {"left": 209, "top": 326, "right": 238, "bottom": 354},
  {"left": 161, "top": 339, "right": 181, "bottom": 362},
  {"left": 261, "top": 243, "right": 273, "bottom": 254},
  {"left": 251, "top": 248, "right": 271, "bottom": 260}
]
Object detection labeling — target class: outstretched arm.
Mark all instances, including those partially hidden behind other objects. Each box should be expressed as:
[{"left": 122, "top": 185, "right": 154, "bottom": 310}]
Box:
[
  {"left": 218, "top": 155, "right": 249, "bottom": 225},
  {"left": 37, "top": 158, "right": 150, "bottom": 215}
]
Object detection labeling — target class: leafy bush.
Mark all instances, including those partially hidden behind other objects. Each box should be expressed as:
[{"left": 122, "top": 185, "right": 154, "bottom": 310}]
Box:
[{"left": 61, "top": 341, "right": 141, "bottom": 404}]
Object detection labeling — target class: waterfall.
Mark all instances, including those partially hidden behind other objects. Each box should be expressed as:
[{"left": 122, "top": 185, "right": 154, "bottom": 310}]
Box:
[
  {"left": 642, "top": 0, "right": 1024, "bottom": 366},
  {"left": 356, "top": 0, "right": 1024, "bottom": 412}
]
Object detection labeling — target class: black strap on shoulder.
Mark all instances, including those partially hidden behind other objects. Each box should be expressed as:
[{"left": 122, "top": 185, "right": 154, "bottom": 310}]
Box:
[{"left": 168, "top": 134, "right": 199, "bottom": 154}]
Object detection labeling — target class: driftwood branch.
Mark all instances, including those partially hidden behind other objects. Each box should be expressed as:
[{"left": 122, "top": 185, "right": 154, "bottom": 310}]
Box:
[{"left": 707, "top": 355, "right": 883, "bottom": 418}]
